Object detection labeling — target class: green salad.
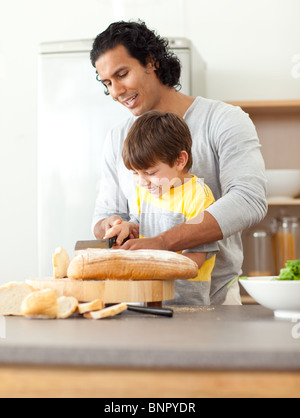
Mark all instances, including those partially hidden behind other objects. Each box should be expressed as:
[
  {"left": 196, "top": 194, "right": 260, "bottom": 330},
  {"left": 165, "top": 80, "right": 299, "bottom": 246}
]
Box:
[
  {"left": 229, "top": 260, "right": 300, "bottom": 286},
  {"left": 278, "top": 260, "right": 300, "bottom": 280}
]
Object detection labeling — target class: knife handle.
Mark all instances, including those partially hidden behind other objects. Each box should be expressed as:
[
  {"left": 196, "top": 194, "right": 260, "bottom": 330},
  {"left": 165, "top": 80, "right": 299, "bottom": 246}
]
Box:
[
  {"left": 127, "top": 305, "right": 173, "bottom": 317},
  {"left": 109, "top": 236, "right": 130, "bottom": 248},
  {"left": 108, "top": 236, "right": 117, "bottom": 248}
]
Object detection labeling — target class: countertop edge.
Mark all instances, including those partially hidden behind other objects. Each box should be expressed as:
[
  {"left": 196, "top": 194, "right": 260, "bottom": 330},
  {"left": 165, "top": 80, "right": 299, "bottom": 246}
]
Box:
[{"left": 0, "top": 345, "right": 300, "bottom": 372}]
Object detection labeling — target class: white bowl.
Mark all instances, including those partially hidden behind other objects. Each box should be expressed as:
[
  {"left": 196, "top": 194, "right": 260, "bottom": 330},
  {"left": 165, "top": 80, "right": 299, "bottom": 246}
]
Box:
[
  {"left": 266, "top": 169, "right": 300, "bottom": 199},
  {"left": 239, "top": 277, "right": 300, "bottom": 319}
]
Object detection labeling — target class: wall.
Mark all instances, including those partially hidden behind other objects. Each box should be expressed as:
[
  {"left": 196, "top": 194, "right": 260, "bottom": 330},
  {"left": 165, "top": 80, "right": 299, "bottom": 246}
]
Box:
[{"left": 0, "top": 0, "right": 299, "bottom": 284}]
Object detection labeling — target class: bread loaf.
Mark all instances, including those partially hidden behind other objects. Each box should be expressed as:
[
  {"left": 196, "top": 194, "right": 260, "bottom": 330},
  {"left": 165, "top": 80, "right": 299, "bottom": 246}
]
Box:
[{"left": 67, "top": 249, "right": 198, "bottom": 280}]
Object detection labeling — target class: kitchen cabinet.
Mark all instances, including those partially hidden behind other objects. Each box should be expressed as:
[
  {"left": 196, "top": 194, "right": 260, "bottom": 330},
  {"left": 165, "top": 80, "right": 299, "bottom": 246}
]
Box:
[
  {"left": 228, "top": 100, "right": 300, "bottom": 172},
  {"left": 227, "top": 100, "right": 300, "bottom": 295}
]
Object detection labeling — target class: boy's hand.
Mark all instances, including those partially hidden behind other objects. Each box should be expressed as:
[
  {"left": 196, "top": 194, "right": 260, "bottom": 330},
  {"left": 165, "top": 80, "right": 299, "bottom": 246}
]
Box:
[
  {"left": 95, "top": 215, "right": 123, "bottom": 239},
  {"left": 104, "top": 221, "right": 136, "bottom": 246}
]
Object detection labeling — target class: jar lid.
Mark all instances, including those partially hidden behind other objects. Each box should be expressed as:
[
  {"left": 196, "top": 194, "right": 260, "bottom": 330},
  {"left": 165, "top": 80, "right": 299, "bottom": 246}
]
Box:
[
  {"left": 277, "top": 216, "right": 299, "bottom": 223},
  {"left": 252, "top": 231, "right": 270, "bottom": 238}
]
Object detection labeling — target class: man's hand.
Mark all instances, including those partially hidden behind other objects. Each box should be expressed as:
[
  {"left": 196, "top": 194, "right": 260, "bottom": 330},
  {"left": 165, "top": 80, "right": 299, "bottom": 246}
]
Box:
[
  {"left": 129, "top": 224, "right": 140, "bottom": 239},
  {"left": 121, "top": 235, "right": 167, "bottom": 251}
]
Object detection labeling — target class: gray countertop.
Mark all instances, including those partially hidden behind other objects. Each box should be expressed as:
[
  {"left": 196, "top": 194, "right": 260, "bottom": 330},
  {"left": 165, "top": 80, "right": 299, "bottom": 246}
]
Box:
[{"left": 0, "top": 305, "right": 300, "bottom": 371}]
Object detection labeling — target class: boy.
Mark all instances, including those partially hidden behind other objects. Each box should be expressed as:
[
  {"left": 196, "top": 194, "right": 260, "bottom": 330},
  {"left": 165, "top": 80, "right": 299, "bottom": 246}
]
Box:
[{"left": 104, "top": 110, "right": 219, "bottom": 305}]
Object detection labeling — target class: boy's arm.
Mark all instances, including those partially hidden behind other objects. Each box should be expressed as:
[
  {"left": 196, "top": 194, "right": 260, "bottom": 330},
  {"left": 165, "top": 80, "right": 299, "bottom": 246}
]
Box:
[
  {"left": 183, "top": 252, "right": 207, "bottom": 269},
  {"left": 123, "top": 181, "right": 220, "bottom": 252},
  {"left": 121, "top": 211, "right": 221, "bottom": 250}
]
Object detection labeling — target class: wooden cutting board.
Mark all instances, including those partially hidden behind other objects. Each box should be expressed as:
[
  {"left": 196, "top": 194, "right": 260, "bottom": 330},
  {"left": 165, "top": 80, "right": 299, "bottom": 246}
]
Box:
[{"left": 26, "top": 278, "right": 175, "bottom": 304}]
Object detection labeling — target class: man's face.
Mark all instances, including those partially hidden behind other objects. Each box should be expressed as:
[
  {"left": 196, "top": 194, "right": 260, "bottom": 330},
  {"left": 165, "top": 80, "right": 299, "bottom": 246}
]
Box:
[{"left": 95, "top": 44, "right": 162, "bottom": 116}]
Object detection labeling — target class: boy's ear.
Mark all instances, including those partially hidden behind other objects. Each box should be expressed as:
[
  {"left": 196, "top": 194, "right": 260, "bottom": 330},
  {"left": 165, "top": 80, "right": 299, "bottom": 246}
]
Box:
[{"left": 176, "top": 151, "right": 189, "bottom": 171}]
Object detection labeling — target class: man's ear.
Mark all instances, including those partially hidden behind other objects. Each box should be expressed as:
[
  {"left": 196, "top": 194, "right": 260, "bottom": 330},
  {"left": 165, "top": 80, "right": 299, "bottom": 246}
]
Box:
[
  {"left": 176, "top": 151, "right": 189, "bottom": 172},
  {"left": 145, "top": 55, "right": 157, "bottom": 72}
]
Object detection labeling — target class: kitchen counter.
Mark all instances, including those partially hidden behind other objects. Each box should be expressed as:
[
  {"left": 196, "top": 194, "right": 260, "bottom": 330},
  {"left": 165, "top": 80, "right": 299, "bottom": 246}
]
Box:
[
  {"left": 1, "top": 305, "right": 300, "bottom": 397},
  {"left": 1, "top": 305, "right": 300, "bottom": 370}
]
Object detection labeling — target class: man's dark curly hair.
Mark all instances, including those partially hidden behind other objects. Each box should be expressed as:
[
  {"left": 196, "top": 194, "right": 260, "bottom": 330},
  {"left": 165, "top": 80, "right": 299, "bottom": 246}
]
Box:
[{"left": 90, "top": 20, "right": 182, "bottom": 95}]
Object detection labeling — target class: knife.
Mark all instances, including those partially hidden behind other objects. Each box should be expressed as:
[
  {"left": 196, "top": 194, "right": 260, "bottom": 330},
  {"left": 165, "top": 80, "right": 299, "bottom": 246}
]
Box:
[
  {"left": 127, "top": 305, "right": 173, "bottom": 317},
  {"left": 75, "top": 237, "right": 117, "bottom": 251},
  {"left": 75, "top": 236, "right": 129, "bottom": 251}
]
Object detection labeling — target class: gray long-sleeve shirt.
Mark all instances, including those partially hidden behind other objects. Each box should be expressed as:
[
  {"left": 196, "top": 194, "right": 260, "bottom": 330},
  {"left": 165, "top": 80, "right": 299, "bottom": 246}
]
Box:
[{"left": 92, "top": 97, "right": 268, "bottom": 304}]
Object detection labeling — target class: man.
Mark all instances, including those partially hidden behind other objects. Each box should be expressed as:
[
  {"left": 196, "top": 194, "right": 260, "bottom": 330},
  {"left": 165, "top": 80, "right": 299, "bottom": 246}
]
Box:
[{"left": 90, "top": 21, "right": 268, "bottom": 305}]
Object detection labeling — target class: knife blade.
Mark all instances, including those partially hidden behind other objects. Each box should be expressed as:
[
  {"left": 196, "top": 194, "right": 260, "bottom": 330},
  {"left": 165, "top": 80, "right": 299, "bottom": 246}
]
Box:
[
  {"left": 75, "top": 236, "right": 117, "bottom": 251},
  {"left": 75, "top": 236, "right": 130, "bottom": 251}
]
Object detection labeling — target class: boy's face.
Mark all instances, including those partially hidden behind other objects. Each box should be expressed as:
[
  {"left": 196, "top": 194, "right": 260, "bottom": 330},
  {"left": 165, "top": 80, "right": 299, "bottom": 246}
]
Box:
[
  {"left": 133, "top": 161, "right": 186, "bottom": 198},
  {"left": 95, "top": 44, "right": 163, "bottom": 117}
]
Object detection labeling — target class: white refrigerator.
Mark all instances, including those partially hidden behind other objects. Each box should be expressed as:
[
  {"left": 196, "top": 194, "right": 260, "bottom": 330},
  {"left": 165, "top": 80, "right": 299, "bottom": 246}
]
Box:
[{"left": 37, "top": 38, "right": 192, "bottom": 276}]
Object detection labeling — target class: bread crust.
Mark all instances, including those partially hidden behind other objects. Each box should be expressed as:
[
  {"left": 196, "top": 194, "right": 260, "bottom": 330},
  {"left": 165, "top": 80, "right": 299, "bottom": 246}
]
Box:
[{"left": 67, "top": 249, "right": 198, "bottom": 280}]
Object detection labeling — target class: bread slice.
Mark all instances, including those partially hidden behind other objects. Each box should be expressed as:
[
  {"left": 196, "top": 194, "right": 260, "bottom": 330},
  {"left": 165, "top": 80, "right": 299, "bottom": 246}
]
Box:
[
  {"left": 77, "top": 299, "right": 104, "bottom": 314},
  {"left": 0, "top": 282, "right": 36, "bottom": 316},
  {"left": 21, "top": 289, "right": 58, "bottom": 319},
  {"left": 84, "top": 303, "right": 127, "bottom": 319},
  {"left": 53, "top": 247, "right": 70, "bottom": 278},
  {"left": 57, "top": 296, "right": 78, "bottom": 319},
  {"left": 67, "top": 249, "right": 198, "bottom": 280}
]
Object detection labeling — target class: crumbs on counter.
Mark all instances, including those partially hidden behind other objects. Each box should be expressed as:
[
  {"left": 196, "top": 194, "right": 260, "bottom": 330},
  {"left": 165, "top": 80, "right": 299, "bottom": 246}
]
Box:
[{"left": 167, "top": 306, "right": 215, "bottom": 313}]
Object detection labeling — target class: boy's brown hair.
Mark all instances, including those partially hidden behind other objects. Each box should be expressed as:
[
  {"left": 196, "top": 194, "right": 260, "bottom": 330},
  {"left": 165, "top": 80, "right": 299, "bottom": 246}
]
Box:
[{"left": 122, "top": 110, "right": 193, "bottom": 172}]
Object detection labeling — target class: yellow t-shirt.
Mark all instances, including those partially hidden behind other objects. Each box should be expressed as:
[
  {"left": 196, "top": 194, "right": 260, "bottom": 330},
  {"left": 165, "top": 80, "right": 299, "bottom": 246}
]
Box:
[{"left": 135, "top": 175, "right": 217, "bottom": 282}]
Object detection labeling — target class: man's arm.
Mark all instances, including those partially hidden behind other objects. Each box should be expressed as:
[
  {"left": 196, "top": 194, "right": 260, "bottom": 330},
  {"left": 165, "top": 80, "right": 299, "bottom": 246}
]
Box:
[
  {"left": 92, "top": 129, "right": 131, "bottom": 238},
  {"left": 121, "top": 211, "right": 222, "bottom": 251}
]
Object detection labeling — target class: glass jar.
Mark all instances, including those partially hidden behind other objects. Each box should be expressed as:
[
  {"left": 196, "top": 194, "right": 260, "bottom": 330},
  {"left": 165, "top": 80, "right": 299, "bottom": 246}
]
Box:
[
  {"left": 274, "top": 217, "right": 300, "bottom": 274},
  {"left": 247, "top": 230, "right": 275, "bottom": 277}
]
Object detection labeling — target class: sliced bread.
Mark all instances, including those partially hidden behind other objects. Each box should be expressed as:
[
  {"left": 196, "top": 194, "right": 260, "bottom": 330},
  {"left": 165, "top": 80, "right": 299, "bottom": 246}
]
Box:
[
  {"left": 57, "top": 296, "right": 78, "bottom": 319},
  {"left": 0, "top": 282, "right": 36, "bottom": 316},
  {"left": 77, "top": 299, "right": 104, "bottom": 314},
  {"left": 84, "top": 303, "right": 127, "bottom": 319},
  {"left": 21, "top": 289, "right": 58, "bottom": 319},
  {"left": 53, "top": 247, "right": 70, "bottom": 278}
]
